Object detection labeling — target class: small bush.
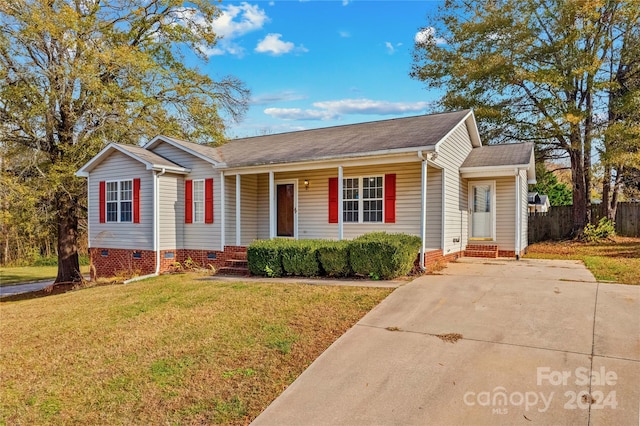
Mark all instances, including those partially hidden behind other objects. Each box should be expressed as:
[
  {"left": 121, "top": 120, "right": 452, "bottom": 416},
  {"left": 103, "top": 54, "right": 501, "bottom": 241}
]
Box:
[
  {"left": 317, "top": 241, "right": 351, "bottom": 277},
  {"left": 349, "top": 232, "right": 421, "bottom": 279},
  {"left": 281, "top": 240, "right": 321, "bottom": 277},
  {"left": 583, "top": 217, "right": 616, "bottom": 242},
  {"left": 247, "top": 239, "right": 286, "bottom": 277}
]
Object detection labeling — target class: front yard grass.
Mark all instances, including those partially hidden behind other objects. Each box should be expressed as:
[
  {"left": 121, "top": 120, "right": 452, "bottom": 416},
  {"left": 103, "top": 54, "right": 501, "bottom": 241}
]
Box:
[
  {"left": 0, "top": 273, "right": 391, "bottom": 425},
  {"left": 0, "top": 265, "right": 91, "bottom": 286},
  {"left": 525, "top": 236, "right": 640, "bottom": 284}
]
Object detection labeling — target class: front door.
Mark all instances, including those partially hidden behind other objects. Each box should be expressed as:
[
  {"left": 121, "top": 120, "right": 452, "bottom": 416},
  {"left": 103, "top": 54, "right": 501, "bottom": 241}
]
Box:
[
  {"left": 470, "top": 181, "right": 495, "bottom": 240},
  {"left": 277, "top": 183, "right": 295, "bottom": 237}
]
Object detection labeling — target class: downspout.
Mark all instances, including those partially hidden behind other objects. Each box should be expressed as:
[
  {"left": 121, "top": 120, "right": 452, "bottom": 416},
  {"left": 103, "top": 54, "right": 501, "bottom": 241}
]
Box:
[
  {"left": 125, "top": 167, "right": 166, "bottom": 284},
  {"left": 418, "top": 151, "right": 427, "bottom": 271},
  {"left": 155, "top": 168, "right": 166, "bottom": 274},
  {"left": 515, "top": 169, "right": 521, "bottom": 260}
]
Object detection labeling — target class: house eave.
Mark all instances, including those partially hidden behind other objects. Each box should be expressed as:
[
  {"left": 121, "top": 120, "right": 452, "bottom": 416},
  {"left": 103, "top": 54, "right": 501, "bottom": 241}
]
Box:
[
  {"left": 145, "top": 135, "right": 221, "bottom": 166},
  {"left": 460, "top": 164, "right": 530, "bottom": 178},
  {"left": 434, "top": 110, "right": 482, "bottom": 150},
  {"left": 75, "top": 143, "right": 189, "bottom": 177},
  {"left": 221, "top": 149, "right": 440, "bottom": 175}
]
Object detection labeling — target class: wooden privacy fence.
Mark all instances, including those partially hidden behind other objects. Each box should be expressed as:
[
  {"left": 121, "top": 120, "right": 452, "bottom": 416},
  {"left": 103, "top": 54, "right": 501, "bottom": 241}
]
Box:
[{"left": 528, "top": 202, "right": 640, "bottom": 242}]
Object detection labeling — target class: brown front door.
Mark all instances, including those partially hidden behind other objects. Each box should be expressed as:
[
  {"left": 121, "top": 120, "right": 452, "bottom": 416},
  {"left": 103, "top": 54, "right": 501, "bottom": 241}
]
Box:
[{"left": 277, "top": 183, "right": 294, "bottom": 237}]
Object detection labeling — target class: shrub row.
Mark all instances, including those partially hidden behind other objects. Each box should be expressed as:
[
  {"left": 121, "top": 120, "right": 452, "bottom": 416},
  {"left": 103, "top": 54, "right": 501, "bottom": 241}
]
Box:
[{"left": 247, "top": 232, "right": 421, "bottom": 280}]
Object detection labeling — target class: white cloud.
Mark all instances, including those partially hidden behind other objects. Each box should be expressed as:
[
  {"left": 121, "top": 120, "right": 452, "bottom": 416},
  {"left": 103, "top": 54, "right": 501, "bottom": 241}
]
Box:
[
  {"left": 313, "top": 99, "right": 430, "bottom": 115},
  {"left": 251, "top": 90, "right": 307, "bottom": 105},
  {"left": 385, "top": 41, "right": 403, "bottom": 54},
  {"left": 414, "top": 27, "right": 446, "bottom": 46},
  {"left": 264, "top": 98, "right": 432, "bottom": 121},
  {"left": 338, "top": 30, "right": 351, "bottom": 38},
  {"left": 264, "top": 108, "right": 338, "bottom": 121},
  {"left": 255, "top": 33, "right": 307, "bottom": 55},
  {"left": 342, "top": 0, "right": 350, "bottom": 5},
  {"left": 206, "top": 2, "right": 269, "bottom": 56}
]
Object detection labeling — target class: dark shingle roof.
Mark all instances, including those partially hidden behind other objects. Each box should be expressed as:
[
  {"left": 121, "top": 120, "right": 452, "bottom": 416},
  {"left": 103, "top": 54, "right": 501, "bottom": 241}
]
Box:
[
  {"left": 158, "top": 135, "right": 223, "bottom": 163},
  {"left": 115, "top": 143, "right": 186, "bottom": 170},
  {"left": 218, "top": 110, "right": 472, "bottom": 168},
  {"left": 461, "top": 142, "right": 534, "bottom": 168}
]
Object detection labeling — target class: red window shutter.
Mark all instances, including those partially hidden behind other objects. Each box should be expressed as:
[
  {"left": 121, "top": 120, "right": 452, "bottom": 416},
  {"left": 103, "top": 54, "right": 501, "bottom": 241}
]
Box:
[
  {"left": 328, "top": 177, "right": 338, "bottom": 223},
  {"left": 384, "top": 174, "right": 396, "bottom": 223},
  {"left": 99, "top": 181, "right": 106, "bottom": 223},
  {"left": 133, "top": 178, "right": 141, "bottom": 223},
  {"left": 185, "top": 180, "right": 193, "bottom": 224},
  {"left": 205, "top": 178, "right": 214, "bottom": 224}
]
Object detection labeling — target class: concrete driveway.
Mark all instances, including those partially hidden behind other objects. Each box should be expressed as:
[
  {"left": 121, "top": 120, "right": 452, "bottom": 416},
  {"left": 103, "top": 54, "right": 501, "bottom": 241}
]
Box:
[{"left": 253, "top": 258, "right": 640, "bottom": 425}]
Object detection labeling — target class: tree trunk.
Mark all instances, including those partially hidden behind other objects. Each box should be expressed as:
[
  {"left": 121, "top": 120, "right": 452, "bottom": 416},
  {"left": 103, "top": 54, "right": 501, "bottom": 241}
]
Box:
[
  {"left": 610, "top": 165, "right": 624, "bottom": 221},
  {"left": 569, "top": 148, "right": 588, "bottom": 234},
  {"left": 55, "top": 195, "right": 82, "bottom": 283},
  {"left": 602, "top": 163, "right": 611, "bottom": 219}
]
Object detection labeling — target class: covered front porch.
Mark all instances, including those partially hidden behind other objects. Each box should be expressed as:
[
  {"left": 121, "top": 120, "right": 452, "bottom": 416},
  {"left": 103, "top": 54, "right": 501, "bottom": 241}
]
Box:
[{"left": 219, "top": 154, "right": 444, "bottom": 270}]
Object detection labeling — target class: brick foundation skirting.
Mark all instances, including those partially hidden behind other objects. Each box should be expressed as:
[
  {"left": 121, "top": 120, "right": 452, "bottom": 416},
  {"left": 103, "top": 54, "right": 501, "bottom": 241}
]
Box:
[
  {"left": 89, "top": 248, "right": 156, "bottom": 279},
  {"left": 415, "top": 249, "right": 464, "bottom": 273},
  {"left": 91, "top": 246, "right": 249, "bottom": 279}
]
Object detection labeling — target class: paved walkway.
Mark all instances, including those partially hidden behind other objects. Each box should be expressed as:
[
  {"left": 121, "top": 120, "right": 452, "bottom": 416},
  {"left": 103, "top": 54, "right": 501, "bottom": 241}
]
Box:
[
  {"left": 252, "top": 258, "right": 640, "bottom": 425},
  {"left": 0, "top": 280, "right": 53, "bottom": 297}
]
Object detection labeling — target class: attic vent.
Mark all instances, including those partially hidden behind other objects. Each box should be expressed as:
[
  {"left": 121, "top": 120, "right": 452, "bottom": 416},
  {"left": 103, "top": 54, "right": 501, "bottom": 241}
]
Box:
[
  {"left": 101, "top": 250, "right": 109, "bottom": 257},
  {"left": 207, "top": 252, "right": 217, "bottom": 260},
  {"left": 164, "top": 252, "right": 175, "bottom": 259},
  {"left": 132, "top": 251, "right": 142, "bottom": 259}
]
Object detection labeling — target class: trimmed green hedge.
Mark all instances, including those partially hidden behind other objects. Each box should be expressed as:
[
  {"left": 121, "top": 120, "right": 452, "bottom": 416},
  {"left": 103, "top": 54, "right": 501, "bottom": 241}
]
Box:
[
  {"left": 247, "top": 239, "right": 287, "bottom": 277},
  {"left": 317, "top": 241, "right": 351, "bottom": 277},
  {"left": 281, "top": 240, "right": 322, "bottom": 277},
  {"left": 247, "top": 232, "right": 421, "bottom": 280},
  {"left": 349, "top": 232, "right": 421, "bottom": 279}
]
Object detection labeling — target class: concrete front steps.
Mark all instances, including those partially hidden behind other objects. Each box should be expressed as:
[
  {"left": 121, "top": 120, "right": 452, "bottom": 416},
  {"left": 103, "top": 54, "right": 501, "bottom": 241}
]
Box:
[
  {"left": 217, "top": 249, "right": 249, "bottom": 276},
  {"left": 464, "top": 244, "right": 498, "bottom": 258}
]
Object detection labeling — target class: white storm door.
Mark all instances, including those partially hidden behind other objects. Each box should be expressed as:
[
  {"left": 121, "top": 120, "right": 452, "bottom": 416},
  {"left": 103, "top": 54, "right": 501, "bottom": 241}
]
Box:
[{"left": 470, "top": 182, "right": 495, "bottom": 240}]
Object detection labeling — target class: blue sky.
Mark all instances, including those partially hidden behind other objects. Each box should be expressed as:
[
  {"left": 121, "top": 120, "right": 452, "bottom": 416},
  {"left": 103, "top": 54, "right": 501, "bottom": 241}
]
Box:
[{"left": 202, "top": 1, "right": 444, "bottom": 138}]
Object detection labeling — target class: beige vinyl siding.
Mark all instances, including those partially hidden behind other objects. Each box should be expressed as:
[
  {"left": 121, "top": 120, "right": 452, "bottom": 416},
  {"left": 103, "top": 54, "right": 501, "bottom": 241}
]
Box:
[
  {"left": 239, "top": 174, "right": 259, "bottom": 245},
  {"left": 432, "top": 123, "right": 473, "bottom": 254},
  {"left": 224, "top": 174, "right": 236, "bottom": 245},
  {"left": 520, "top": 169, "right": 529, "bottom": 251},
  {"left": 425, "top": 166, "right": 442, "bottom": 249},
  {"left": 257, "top": 174, "right": 270, "bottom": 240},
  {"left": 249, "top": 162, "right": 442, "bottom": 244},
  {"left": 88, "top": 151, "right": 153, "bottom": 250},
  {"left": 151, "top": 142, "right": 221, "bottom": 250},
  {"left": 158, "top": 173, "right": 182, "bottom": 250}
]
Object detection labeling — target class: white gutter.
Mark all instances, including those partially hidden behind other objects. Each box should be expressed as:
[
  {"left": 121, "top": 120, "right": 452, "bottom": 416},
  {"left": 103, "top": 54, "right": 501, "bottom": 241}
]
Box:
[
  {"left": 126, "top": 167, "right": 165, "bottom": 283},
  {"left": 418, "top": 151, "right": 427, "bottom": 271},
  {"left": 220, "top": 171, "right": 226, "bottom": 250},
  {"left": 155, "top": 168, "right": 166, "bottom": 274}
]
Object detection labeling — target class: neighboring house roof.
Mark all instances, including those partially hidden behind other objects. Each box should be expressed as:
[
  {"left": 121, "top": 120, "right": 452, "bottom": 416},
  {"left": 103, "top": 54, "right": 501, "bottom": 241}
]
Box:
[
  {"left": 218, "top": 109, "right": 477, "bottom": 168},
  {"left": 528, "top": 192, "right": 550, "bottom": 208},
  {"left": 76, "top": 143, "right": 190, "bottom": 176},
  {"left": 460, "top": 142, "right": 536, "bottom": 182},
  {"left": 144, "top": 135, "right": 224, "bottom": 165}
]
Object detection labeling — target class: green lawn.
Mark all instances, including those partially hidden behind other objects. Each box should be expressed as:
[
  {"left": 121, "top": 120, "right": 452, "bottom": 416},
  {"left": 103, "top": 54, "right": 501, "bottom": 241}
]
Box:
[
  {"left": 525, "top": 236, "right": 640, "bottom": 284},
  {"left": 0, "top": 265, "right": 91, "bottom": 287},
  {"left": 0, "top": 273, "right": 391, "bottom": 425}
]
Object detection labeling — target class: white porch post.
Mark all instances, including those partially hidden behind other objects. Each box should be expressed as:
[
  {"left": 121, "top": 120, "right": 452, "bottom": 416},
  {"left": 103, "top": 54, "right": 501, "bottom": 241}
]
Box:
[
  {"left": 236, "top": 174, "right": 241, "bottom": 246},
  {"left": 420, "top": 160, "right": 427, "bottom": 270},
  {"left": 269, "top": 171, "right": 275, "bottom": 239},
  {"left": 220, "top": 171, "right": 225, "bottom": 251},
  {"left": 338, "top": 166, "right": 343, "bottom": 241}
]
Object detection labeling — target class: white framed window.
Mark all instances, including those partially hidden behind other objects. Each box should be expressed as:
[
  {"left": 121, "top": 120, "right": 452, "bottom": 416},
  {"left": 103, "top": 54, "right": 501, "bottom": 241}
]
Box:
[
  {"left": 106, "top": 180, "right": 133, "bottom": 223},
  {"left": 342, "top": 176, "right": 384, "bottom": 223},
  {"left": 193, "top": 179, "right": 204, "bottom": 223}
]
